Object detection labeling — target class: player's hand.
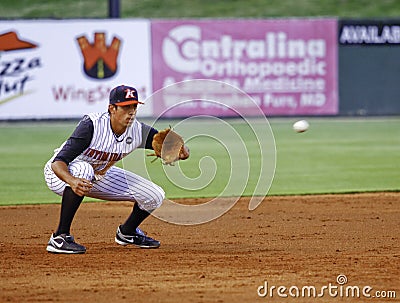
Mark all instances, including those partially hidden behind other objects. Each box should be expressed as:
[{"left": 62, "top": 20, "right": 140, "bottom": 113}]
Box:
[
  {"left": 179, "top": 145, "right": 190, "bottom": 160},
  {"left": 70, "top": 178, "right": 93, "bottom": 196}
]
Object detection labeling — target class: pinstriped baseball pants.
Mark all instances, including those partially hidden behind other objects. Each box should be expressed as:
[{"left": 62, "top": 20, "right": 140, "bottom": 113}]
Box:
[{"left": 44, "top": 160, "right": 164, "bottom": 212}]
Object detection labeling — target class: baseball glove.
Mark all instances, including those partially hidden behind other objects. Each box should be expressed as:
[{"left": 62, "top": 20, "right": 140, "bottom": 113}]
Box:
[{"left": 149, "top": 128, "right": 185, "bottom": 165}]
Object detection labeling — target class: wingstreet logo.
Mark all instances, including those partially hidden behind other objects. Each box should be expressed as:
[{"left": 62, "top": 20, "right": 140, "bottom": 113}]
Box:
[
  {"left": 50, "top": 32, "right": 122, "bottom": 105},
  {"left": 0, "top": 31, "right": 40, "bottom": 105},
  {"left": 257, "top": 275, "right": 396, "bottom": 299},
  {"left": 76, "top": 32, "right": 122, "bottom": 79}
]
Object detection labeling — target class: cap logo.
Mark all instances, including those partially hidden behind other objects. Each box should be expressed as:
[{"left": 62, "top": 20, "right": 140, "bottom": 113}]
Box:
[{"left": 125, "top": 89, "right": 137, "bottom": 99}]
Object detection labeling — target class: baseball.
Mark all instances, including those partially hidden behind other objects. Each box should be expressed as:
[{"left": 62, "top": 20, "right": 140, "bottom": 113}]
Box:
[{"left": 293, "top": 120, "right": 309, "bottom": 133}]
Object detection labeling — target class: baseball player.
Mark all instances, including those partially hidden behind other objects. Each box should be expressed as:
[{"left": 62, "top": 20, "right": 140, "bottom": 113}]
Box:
[{"left": 44, "top": 85, "right": 189, "bottom": 254}]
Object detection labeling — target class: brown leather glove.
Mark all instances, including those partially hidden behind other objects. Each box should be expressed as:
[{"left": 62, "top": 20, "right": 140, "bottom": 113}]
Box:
[{"left": 149, "top": 128, "right": 188, "bottom": 165}]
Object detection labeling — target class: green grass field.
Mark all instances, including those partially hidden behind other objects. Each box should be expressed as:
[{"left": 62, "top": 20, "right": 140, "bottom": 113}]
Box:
[
  {"left": 2, "top": 1, "right": 399, "bottom": 206},
  {"left": 0, "top": 117, "right": 399, "bottom": 206},
  {"left": 2, "top": 0, "right": 400, "bottom": 19}
]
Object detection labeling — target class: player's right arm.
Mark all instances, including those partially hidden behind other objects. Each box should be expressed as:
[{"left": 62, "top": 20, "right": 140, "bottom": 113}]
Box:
[{"left": 51, "top": 116, "right": 94, "bottom": 196}]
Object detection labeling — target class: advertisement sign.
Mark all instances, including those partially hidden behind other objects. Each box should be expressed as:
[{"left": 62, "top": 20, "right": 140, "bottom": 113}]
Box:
[
  {"left": 338, "top": 19, "right": 400, "bottom": 115},
  {"left": 151, "top": 19, "right": 338, "bottom": 117},
  {"left": 339, "top": 19, "right": 400, "bottom": 45},
  {"left": 0, "top": 20, "right": 152, "bottom": 119}
]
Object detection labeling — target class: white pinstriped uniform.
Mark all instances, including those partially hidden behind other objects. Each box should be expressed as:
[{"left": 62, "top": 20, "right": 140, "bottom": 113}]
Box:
[{"left": 44, "top": 112, "right": 164, "bottom": 212}]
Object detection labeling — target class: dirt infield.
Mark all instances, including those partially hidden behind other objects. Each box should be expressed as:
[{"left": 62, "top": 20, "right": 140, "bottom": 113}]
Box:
[{"left": 1, "top": 192, "right": 399, "bottom": 303}]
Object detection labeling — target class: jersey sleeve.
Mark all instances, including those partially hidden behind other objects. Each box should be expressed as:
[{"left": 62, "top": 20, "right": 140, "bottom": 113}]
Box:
[
  {"left": 138, "top": 122, "right": 158, "bottom": 149},
  {"left": 53, "top": 116, "right": 94, "bottom": 165}
]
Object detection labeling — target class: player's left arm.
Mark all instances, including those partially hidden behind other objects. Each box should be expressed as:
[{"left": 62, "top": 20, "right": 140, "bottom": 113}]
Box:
[{"left": 138, "top": 123, "right": 158, "bottom": 150}]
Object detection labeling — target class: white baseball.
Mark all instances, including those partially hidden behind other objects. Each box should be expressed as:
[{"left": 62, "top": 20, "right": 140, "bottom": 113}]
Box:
[{"left": 293, "top": 120, "right": 309, "bottom": 133}]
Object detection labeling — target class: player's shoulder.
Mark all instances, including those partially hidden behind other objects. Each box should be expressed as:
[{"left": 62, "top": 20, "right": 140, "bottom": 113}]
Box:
[
  {"left": 85, "top": 112, "right": 108, "bottom": 122},
  {"left": 131, "top": 118, "right": 142, "bottom": 130}
]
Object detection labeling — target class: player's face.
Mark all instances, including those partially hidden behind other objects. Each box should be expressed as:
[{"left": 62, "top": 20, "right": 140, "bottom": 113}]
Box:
[{"left": 110, "top": 103, "right": 138, "bottom": 130}]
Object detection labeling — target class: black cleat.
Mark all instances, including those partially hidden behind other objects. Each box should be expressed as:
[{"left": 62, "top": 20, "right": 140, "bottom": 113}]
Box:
[
  {"left": 115, "top": 225, "right": 160, "bottom": 249},
  {"left": 46, "top": 233, "right": 86, "bottom": 254}
]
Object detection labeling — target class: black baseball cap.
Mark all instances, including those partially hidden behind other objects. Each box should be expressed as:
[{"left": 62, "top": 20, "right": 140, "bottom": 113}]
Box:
[{"left": 109, "top": 85, "right": 144, "bottom": 106}]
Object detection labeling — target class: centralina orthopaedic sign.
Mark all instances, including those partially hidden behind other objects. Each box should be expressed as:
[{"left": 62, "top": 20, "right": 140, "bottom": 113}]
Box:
[{"left": 151, "top": 19, "right": 338, "bottom": 117}]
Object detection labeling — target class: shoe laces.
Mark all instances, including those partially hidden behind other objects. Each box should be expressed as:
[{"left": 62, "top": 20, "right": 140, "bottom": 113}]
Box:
[
  {"left": 135, "top": 227, "right": 145, "bottom": 236},
  {"left": 58, "top": 233, "right": 75, "bottom": 243}
]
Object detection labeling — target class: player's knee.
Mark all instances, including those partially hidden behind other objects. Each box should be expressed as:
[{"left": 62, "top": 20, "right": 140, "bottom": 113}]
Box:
[
  {"left": 69, "top": 161, "right": 95, "bottom": 181},
  {"left": 139, "top": 186, "right": 165, "bottom": 212},
  {"left": 154, "top": 187, "right": 165, "bottom": 208}
]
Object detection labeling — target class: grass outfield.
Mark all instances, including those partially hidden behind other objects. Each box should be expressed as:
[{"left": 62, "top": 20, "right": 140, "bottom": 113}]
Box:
[
  {"left": 2, "top": 0, "right": 400, "bottom": 18},
  {"left": 0, "top": 117, "right": 399, "bottom": 206}
]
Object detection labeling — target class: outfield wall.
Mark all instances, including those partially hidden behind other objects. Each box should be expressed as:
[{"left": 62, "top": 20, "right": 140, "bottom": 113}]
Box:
[
  {"left": 339, "top": 19, "right": 400, "bottom": 116},
  {"left": 0, "top": 18, "right": 398, "bottom": 119}
]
